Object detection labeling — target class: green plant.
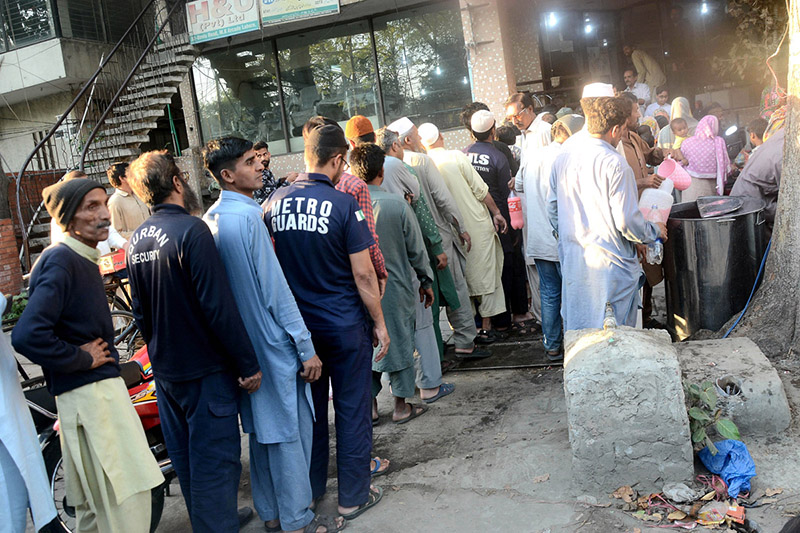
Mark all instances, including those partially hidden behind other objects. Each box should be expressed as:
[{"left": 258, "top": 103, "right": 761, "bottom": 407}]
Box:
[
  {"left": 684, "top": 380, "right": 741, "bottom": 456},
  {"left": 4, "top": 293, "right": 28, "bottom": 322}
]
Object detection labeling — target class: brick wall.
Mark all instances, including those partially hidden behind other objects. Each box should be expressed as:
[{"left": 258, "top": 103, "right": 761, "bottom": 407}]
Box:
[
  {"left": 0, "top": 218, "right": 23, "bottom": 294},
  {"left": 7, "top": 170, "right": 63, "bottom": 238}
]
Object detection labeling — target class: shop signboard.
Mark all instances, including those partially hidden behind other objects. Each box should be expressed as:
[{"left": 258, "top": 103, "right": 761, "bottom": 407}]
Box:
[
  {"left": 260, "top": 0, "right": 340, "bottom": 26},
  {"left": 186, "top": 0, "right": 261, "bottom": 44}
]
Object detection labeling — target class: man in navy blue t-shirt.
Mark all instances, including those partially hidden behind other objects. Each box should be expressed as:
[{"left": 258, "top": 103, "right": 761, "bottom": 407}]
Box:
[
  {"left": 264, "top": 124, "right": 389, "bottom": 521},
  {"left": 465, "top": 110, "right": 529, "bottom": 336}
]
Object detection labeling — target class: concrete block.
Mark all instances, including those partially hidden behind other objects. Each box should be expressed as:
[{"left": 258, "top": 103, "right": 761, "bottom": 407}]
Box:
[
  {"left": 564, "top": 326, "right": 694, "bottom": 495},
  {"left": 676, "top": 338, "right": 791, "bottom": 436}
]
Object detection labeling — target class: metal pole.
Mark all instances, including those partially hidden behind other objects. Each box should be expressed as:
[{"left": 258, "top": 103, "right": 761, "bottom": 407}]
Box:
[
  {"left": 368, "top": 18, "right": 386, "bottom": 126},
  {"left": 272, "top": 39, "right": 292, "bottom": 154}
]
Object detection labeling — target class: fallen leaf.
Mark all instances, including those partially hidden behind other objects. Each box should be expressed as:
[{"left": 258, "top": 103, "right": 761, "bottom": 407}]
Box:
[
  {"left": 668, "top": 510, "right": 688, "bottom": 521},
  {"left": 632, "top": 510, "right": 662, "bottom": 522},
  {"left": 634, "top": 529, "right": 642, "bottom": 533},
  {"left": 766, "top": 488, "right": 784, "bottom": 497},
  {"left": 701, "top": 490, "right": 716, "bottom": 501},
  {"left": 533, "top": 473, "right": 550, "bottom": 483},
  {"left": 761, "top": 497, "right": 778, "bottom": 504},
  {"left": 613, "top": 485, "right": 635, "bottom": 502}
]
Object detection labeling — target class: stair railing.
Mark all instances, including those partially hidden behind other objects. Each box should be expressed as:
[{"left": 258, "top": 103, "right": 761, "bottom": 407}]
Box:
[{"left": 15, "top": 0, "right": 187, "bottom": 271}]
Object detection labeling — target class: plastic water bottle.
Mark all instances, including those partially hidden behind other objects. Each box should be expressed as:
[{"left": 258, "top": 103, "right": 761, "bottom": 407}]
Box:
[
  {"left": 644, "top": 208, "right": 664, "bottom": 265},
  {"left": 646, "top": 239, "right": 663, "bottom": 265},
  {"left": 603, "top": 301, "right": 617, "bottom": 330},
  {"left": 507, "top": 192, "right": 524, "bottom": 230}
]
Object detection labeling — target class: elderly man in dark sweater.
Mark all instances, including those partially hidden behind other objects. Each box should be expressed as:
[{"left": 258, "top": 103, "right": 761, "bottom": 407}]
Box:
[
  {"left": 12, "top": 178, "right": 164, "bottom": 533},
  {"left": 125, "top": 150, "right": 262, "bottom": 533}
]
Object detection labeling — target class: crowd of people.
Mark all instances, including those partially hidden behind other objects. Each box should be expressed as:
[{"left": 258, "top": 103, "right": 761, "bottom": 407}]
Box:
[{"left": 1, "top": 39, "right": 789, "bottom": 533}]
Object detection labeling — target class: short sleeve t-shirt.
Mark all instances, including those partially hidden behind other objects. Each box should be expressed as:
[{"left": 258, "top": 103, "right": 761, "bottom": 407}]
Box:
[
  {"left": 465, "top": 140, "right": 516, "bottom": 250},
  {"left": 263, "top": 173, "right": 374, "bottom": 331}
]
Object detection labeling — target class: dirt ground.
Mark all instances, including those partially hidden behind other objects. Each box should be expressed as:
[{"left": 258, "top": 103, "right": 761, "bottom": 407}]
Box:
[{"left": 152, "top": 339, "right": 800, "bottom": 533}]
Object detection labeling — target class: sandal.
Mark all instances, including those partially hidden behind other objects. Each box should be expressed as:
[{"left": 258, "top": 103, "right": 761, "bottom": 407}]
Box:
[
  {"left": 422, "top": 382, "right": 455, "bottom": 404},
  {"left": 340, "top": 486, "right": 383, "bottom": 521},
  {"left": 475, "top": 329, "right": 498, "bottom": 345},
  {"left": 303, "top": 514, "right": 347, "bottom": 533},
  {"left": 371, "top": 456, "right": 389, "bottom": 477}
]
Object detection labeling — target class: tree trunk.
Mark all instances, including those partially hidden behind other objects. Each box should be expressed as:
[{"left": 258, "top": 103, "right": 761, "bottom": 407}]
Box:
[{"left": 725, "top": 1, "right": 800, "bottom": 357}]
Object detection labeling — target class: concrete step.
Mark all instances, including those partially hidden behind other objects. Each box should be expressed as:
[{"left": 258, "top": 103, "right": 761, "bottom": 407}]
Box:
[
  {"left": 85, "top": 147, "right": 140, "bottom": 164},
  {"left": 102, "top": 121, "right": 158, "bottom": 137},
  {"left": 30, "top": 223, "right": 50, "bottom": 236},
  {"left": 95, "top": 135, "right": 150, "bottom": 148},
  {"left": 28, "top": 237, "right": 50, "bottom": 249},
  {"left": 107, "top": 109, "right": 164, "bottom": 124},
  {"left": 154, "top": 33, "right": 190, "bottom": 50},
  {"left": 140, "top": 53, "right": 197, "bottom": 70},
  {"left": 132, "top": 64, "right": 189, "bottom": 83},
  {"left": 128, "top": 75, "right": 184, "bottom": 91},
  {"left": 114, "top": 98, "right": 172, "bottom": 114},
  {"left": 119, "top": 85, "right": 177, "bottom": 102}
]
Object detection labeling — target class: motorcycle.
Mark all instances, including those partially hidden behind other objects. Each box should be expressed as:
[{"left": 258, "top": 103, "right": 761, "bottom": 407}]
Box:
[{"left": 21, "top": 345, "right": 174, "bottom": 533}]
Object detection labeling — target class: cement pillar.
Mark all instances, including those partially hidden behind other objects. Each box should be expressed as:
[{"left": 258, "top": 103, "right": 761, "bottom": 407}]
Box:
[
  {"left": 458, "top": 0, "right": 517, "bottom": 118},
  {"left": 178, "top": 76, "right": 205, "bottom": 201}
]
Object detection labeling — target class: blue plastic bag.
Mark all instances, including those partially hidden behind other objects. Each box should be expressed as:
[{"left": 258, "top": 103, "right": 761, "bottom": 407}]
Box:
[{"left": 698, "top": 439, "right": 756, "bottom": 498}]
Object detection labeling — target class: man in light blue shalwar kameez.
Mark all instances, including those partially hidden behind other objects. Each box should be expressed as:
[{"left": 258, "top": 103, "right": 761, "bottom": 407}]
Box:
[
  {"left": 0, "top": 296, "right": 58, "bottom": 533},
  {"left": 547, "top": 97, "right": 666, "bottom": 331},
  {"left": 202, "top": 138, "right": 343, "bottom": 533}
]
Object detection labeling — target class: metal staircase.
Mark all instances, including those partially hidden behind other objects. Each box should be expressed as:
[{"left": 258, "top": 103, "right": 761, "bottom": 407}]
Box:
[{"left": 14, "top": 0, "right": 195, "bottom": 269}]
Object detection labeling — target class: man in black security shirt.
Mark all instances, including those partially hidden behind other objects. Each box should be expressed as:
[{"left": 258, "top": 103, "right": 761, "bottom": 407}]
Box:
[{"left": 125, "top": 150, "right": 261, "bottom": 533}]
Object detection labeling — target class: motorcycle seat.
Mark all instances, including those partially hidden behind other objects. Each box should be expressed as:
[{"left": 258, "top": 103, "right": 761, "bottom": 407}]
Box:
[{"left": 120, "top": 361, "right": 144, "bottom": 389}]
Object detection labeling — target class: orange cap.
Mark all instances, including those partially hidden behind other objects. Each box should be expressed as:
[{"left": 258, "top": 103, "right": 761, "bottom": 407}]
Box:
[{"left": 345, "top": 115, "right": 374, "bottom": 140}]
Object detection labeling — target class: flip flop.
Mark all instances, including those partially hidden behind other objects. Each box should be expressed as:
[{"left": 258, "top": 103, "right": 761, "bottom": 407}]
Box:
[
  {"left": 264, "top": 523, "right": 281, "bottom": 533},
  {"left": 475, "top": 329, "right": 495, "bottom": 345},
  {"left": 454, "top": 347, "right": 491, "bottom": 359},
  {"left": 370, "top": 456, "right": 389, "bottom": 477},
  {"left": 372, "top": 416, "right": 380, "bottom": 426},
  {"left": 422, "top": 382, "right": 455, "bottom": 404},
  {"left": 340, "top": 485, "right": 383, "bottom": 521},
  {"left": 393, "top": 403, "right": 428, "bottom": 424}
]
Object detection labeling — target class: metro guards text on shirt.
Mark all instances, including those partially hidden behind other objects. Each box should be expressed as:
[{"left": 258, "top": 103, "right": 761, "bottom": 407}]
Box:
[{"left": 269, "top": 196, "right": 333, "bottom": 234}]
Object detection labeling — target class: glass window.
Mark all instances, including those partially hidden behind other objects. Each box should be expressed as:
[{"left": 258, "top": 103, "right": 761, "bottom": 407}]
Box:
[
  {"left": 277, "top": 20, "right": 380, "bottom": 152},
  {"left": 373, "top": 2, "right": 471, "bottom": 130},
  {"left": 192, "top": 41, "right": 287, "bottom": 155},
  {"left": 2, "top": 0, "right": 55, "bottom": 48}
]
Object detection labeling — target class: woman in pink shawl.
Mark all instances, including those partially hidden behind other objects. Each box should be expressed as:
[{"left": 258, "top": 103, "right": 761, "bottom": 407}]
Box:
[{"left": 677, "top": 115, "right": 730, "bottom": 201}]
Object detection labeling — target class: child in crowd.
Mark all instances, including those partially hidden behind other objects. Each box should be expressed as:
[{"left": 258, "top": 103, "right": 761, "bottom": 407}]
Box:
[{"left": 669, "top": 117, "right": 690, "bottom": 163}]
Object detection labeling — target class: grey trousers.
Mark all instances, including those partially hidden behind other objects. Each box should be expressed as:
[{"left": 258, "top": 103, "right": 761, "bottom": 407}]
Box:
[
  {"left": 442, "top": 235, "right": 478, "bottom": 349},
  {"left": 413, "top": 277, "right": 443, "bottom": 390},
  {"left": 526, "top": 263, "right": 542, "bottom": 322}
]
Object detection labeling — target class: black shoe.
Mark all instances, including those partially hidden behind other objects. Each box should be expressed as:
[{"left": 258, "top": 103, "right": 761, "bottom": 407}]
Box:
[
  {"left": 238, "top": 507, "right": 254, "bottom": 529},
  {"left": 546, "top": 350, "right": 564, "bottom": 363}
]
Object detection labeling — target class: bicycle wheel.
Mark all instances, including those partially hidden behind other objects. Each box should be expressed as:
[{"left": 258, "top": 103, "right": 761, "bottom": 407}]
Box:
[
  {"left": 107, "top": 293, "right": 131, "bottom": 313},
  {"left": 110, "top": 310, "right": 143, "bottom": 362}
]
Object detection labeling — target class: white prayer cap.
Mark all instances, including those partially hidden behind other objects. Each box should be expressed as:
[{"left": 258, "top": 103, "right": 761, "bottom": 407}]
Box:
[
  {"left": 582, "top": 82, "right": 615, "bottom": 98},
  {"left": 418, "top": 123, "right": 440, "bottom": 146},
  {"left": 471, "top": 110, "right": 495, "bottom": 134},
  {"left": 387, "top": 117, "right": 415, "bottom": 137}
]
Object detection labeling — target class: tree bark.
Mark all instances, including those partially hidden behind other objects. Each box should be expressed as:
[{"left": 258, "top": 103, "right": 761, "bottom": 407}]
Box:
[{"left": 725, "top": 1, "right": 800, "bottom": 357}]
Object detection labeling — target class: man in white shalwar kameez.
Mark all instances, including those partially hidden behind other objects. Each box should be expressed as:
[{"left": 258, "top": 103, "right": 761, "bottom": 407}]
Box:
[{"left": 548, "top": 96, "right": 667, "bottom": 330}]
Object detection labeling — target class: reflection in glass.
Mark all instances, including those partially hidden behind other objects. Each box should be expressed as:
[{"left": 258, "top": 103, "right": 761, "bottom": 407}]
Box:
[
  {"left": 374, "top": 2, "right": 471, "bottom": 130},
  {"left": 277, "top": 20, "right": 379, "bottom": 152},
  {"left": 2, "top": 0, "right": 55, "bottom": 48},
  {"left": 192, "top": 42, "right": 286, "bottom": 155}
]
